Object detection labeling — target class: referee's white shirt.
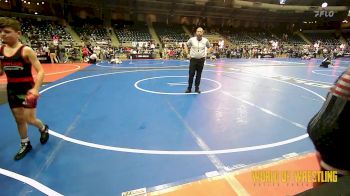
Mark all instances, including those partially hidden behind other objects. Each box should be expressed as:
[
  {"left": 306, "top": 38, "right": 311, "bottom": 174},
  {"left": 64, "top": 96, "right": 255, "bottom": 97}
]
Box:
[{"left": 187, "top": 37, "right": 211, "bottom": 59}]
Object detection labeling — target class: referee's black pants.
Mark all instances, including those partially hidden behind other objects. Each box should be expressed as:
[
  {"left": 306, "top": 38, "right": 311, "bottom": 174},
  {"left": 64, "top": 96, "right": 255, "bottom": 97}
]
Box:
[{"left": 187, "top": 58, "right": 205, "bottom": 90}]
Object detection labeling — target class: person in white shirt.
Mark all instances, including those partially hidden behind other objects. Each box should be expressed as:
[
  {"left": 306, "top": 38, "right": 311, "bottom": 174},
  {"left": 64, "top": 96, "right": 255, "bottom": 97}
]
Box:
[
  {"left": 184, "top": 27, "right": 212, "bottom": 93},
  {"left": 94, "top": 45, "right": 101, "bottom": 58},
  {"left": 110, "top": 54, "right": 122, "bottom": 64},
  {"left": 89, "top": 53, "right": 98, "bottom": 64}
]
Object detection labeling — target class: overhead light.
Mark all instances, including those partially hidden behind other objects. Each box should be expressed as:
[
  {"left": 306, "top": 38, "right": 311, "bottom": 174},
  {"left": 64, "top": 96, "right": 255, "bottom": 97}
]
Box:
[
  {"left": 35, "top": 12, "right": 38, "bottom": 15},
  {"left": 321, "top": 2, "right": 328, "bottom": 8},
  {"left": 37, "top": 2, "right": 39, "bottom": 5},
  {"left": 343, "top": 20, "right": 348, "bottom": 23},
  {"left": 280, "top": 0, "right": 286, "bottom": 5},
  {"left": 42, "top": 1, "right": 44, "bottom": 4}
]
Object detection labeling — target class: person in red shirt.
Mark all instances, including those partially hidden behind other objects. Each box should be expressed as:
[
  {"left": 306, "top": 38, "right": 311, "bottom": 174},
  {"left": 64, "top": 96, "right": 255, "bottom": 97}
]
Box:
[
  {"left": 82, "top": 46, "right": 90, "bottom": 62},
  {"left": 0, "top": 17, "right": 49, "bottom": 160}
]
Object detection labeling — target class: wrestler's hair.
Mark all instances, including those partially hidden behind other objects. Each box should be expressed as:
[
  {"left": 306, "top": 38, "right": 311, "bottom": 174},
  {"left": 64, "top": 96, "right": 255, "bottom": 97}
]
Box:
[{"left": 0, "top": 17, "right": 21, "bottom": 31}]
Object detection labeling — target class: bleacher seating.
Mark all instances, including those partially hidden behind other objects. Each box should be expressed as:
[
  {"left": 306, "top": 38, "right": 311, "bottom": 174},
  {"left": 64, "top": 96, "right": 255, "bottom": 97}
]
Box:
[
  {"left": 114, "top": 22, "right": 152, "bottom": 42},
  {"left": 22, "top": 19, "right": 72, "bottom": 43},
  {"left": 154, "top": 23, "right": 189, "bottom": 43},
  {"left": 226, "top": 31, "right": 306, "bottom": 46},
  {"left": 73, "top": 24, "right": 110, "bottom": 43},
  {"left": 272, "top": 32, "right": 306, "bottom": 45},
  {"left": 305, "top": 33, "right": 340, "bottom": 45},
  {"left": 343, "top": 32, "right": 350, "bottom": 45},
  {"left": 226, "top": 32, "right": 261, "bottom": 45}
]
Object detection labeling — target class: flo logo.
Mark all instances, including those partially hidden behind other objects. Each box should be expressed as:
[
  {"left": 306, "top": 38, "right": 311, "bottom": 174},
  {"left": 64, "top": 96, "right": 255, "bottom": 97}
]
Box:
[{"left": 314, "top": 10, "right": 335, "bottom": 17}]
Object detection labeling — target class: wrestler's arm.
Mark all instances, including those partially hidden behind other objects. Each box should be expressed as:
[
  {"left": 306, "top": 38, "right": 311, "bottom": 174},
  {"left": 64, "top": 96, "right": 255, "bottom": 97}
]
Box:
[{"left": 24, "top": 47, "right": 45, "bottom": 96}]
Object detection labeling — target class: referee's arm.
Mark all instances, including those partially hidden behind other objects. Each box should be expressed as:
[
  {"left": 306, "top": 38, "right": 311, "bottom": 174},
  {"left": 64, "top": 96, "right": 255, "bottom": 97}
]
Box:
[
  {"left": 184, "top": 44, "right": 189, "bottom": 56},
  {"left": 184, "top": 39, "right": 191, "bottom": 56}
]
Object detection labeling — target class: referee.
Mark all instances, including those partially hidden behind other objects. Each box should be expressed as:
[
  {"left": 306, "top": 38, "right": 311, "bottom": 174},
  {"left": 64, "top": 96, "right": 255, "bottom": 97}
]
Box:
[{"left": 184, "top": 27, "right": 212, "bottom": 93}]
